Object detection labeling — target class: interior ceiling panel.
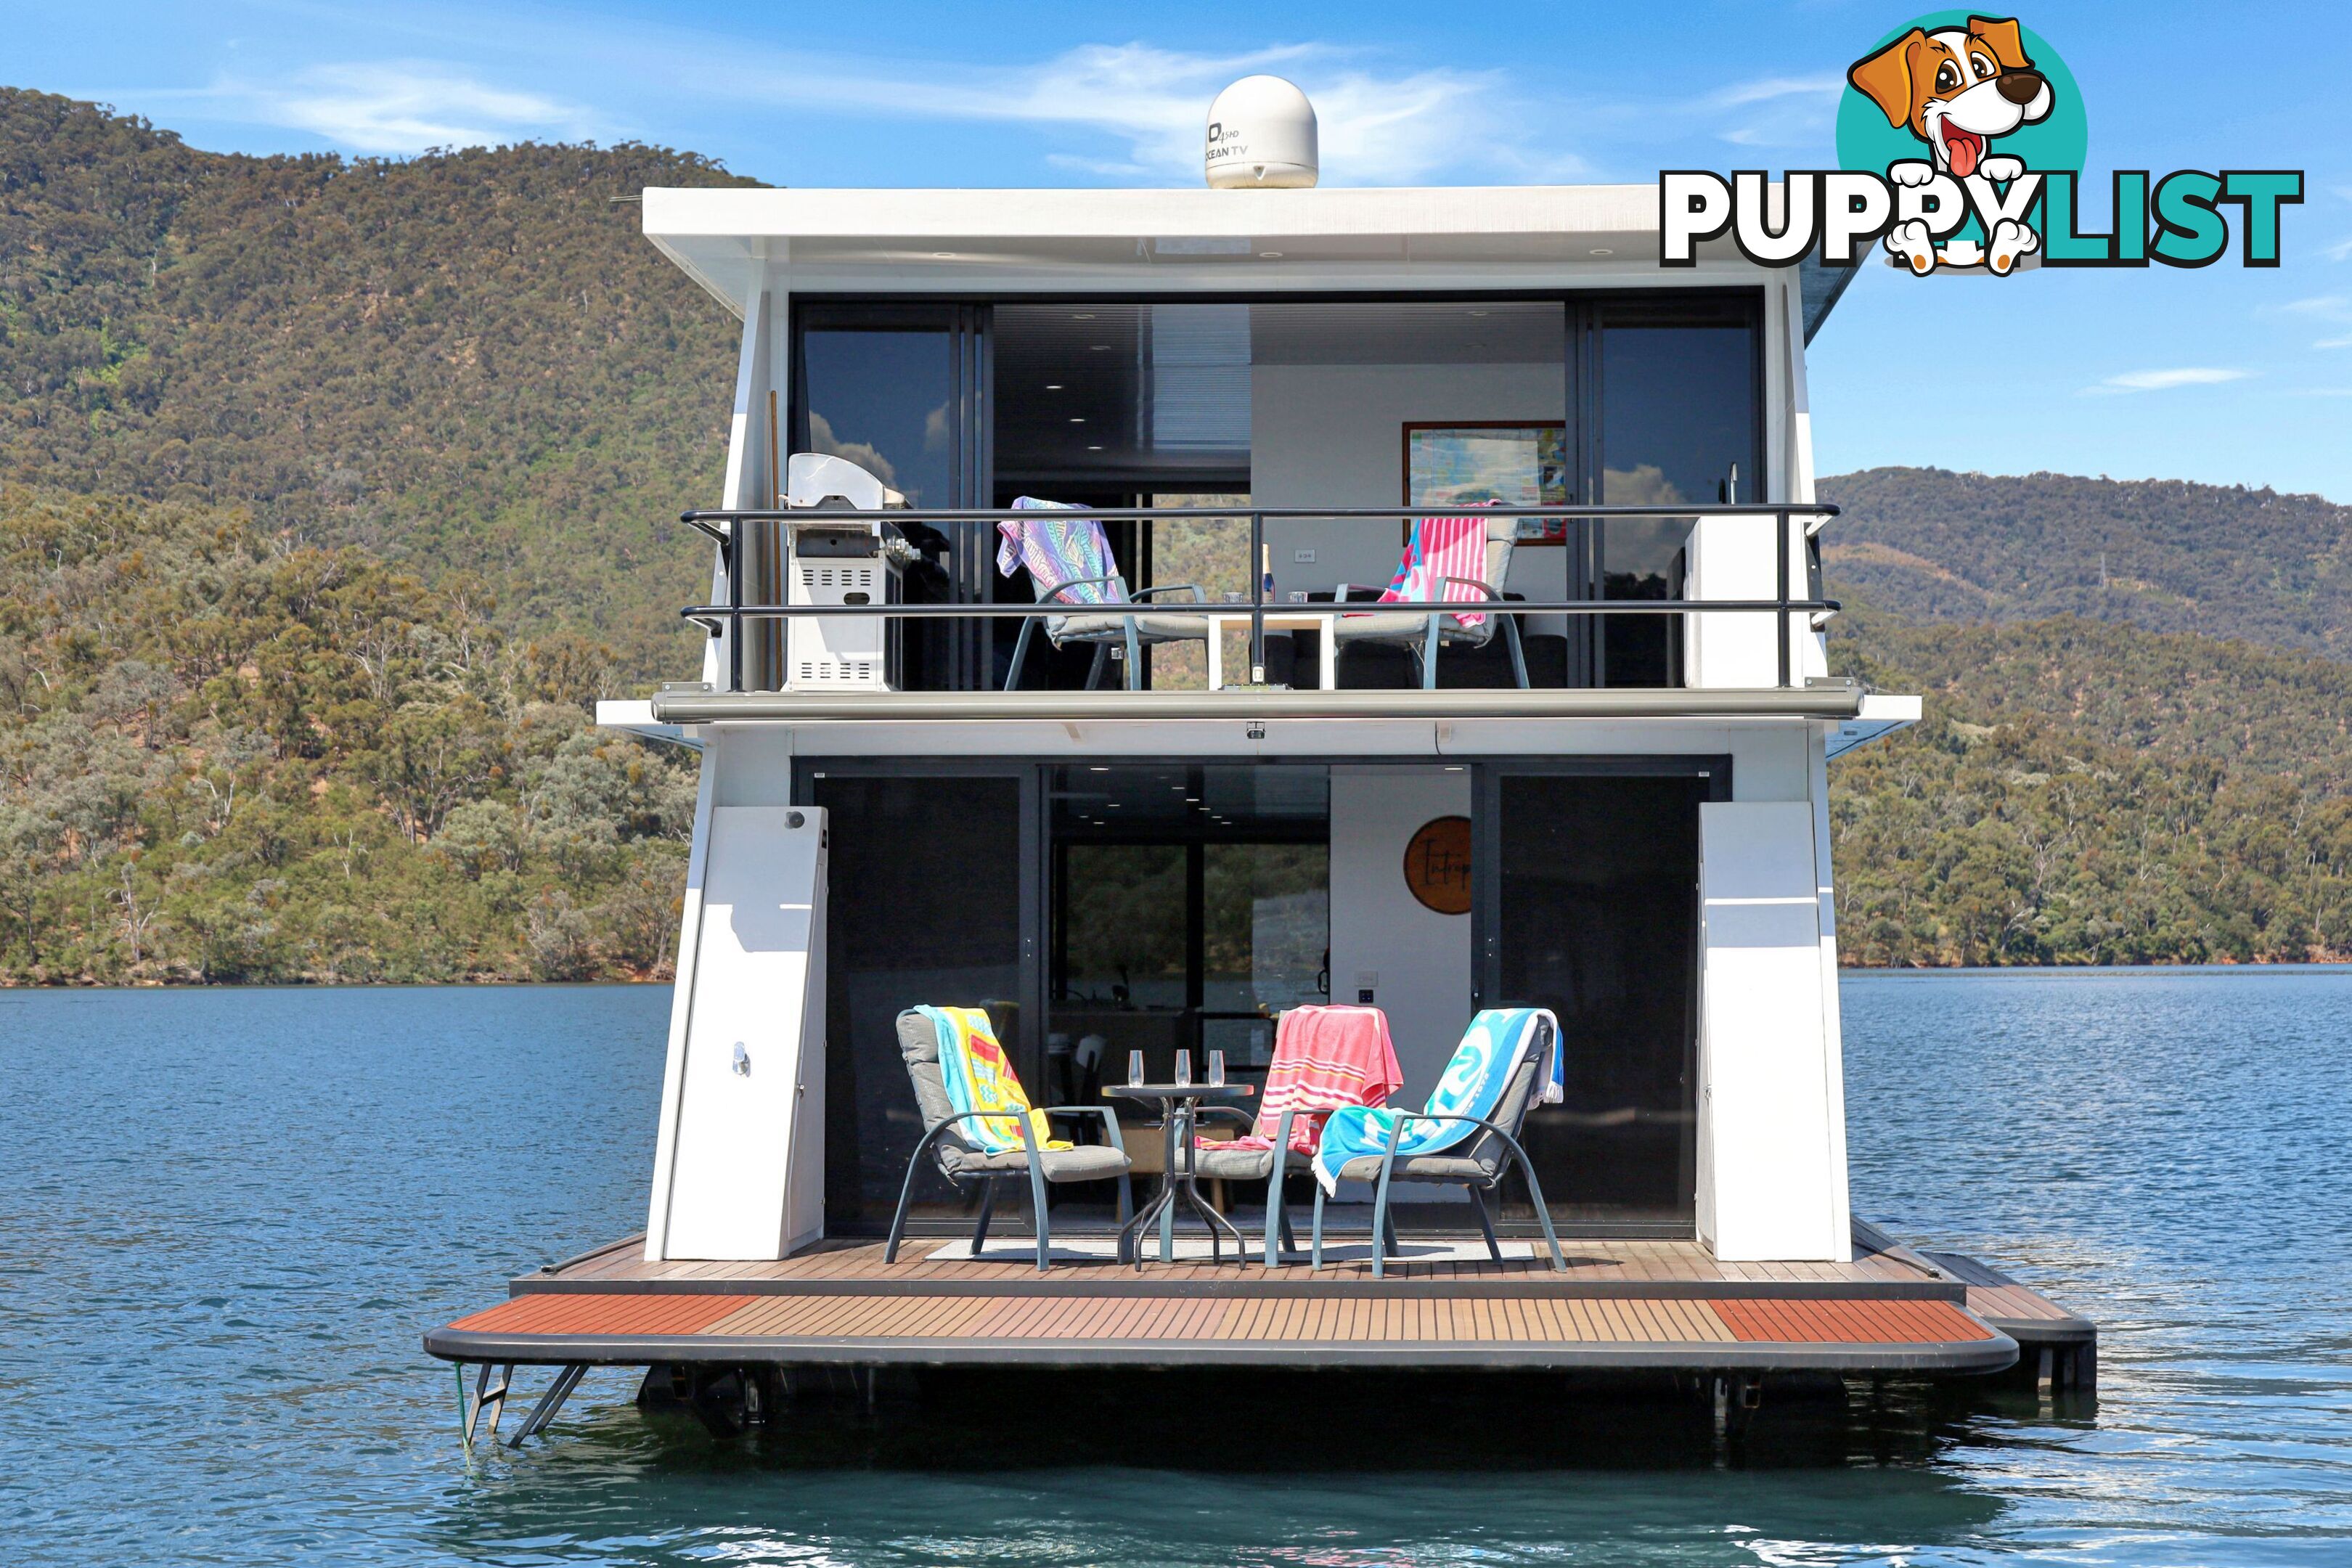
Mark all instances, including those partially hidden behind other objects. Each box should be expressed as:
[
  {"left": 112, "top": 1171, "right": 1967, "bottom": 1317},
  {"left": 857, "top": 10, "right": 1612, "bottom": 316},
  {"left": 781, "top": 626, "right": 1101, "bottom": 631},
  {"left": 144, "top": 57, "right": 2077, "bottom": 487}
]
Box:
[{"left": 992, "top": 300, "right": 1566, "bottom": 489}]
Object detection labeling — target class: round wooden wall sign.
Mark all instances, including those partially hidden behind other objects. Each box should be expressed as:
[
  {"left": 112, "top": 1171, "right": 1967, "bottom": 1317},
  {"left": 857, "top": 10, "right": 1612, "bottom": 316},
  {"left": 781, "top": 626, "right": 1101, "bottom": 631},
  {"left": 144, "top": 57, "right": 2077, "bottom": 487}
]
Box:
[{"left": 1402, "top": 815, "right": 1473, "bottom": 915}]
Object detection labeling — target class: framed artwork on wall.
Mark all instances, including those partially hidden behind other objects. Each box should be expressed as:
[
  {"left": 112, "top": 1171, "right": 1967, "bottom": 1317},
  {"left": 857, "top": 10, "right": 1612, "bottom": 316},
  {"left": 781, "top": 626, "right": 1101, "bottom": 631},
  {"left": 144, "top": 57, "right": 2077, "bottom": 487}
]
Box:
[{"left": 1402, "top": 422, "right": 1571, "bottom": 541}]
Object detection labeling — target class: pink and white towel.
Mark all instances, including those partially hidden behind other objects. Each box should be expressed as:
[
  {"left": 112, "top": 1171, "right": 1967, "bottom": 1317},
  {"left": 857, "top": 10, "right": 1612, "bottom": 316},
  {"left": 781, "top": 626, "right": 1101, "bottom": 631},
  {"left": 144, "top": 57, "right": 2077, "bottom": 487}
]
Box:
[
  {"left": 1373, "top": 513, "right": 1493, "bottom": 629},
  {"left": 1197, "top": 1005, "right": 1405, "bottom": 1158}
]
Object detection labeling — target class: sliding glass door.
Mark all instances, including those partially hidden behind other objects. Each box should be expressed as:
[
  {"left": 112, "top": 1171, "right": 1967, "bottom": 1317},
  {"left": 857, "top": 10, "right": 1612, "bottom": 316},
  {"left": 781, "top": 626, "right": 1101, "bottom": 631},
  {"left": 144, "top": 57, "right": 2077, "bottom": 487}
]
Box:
[
  {"left": 1477, "top": 761, "right": 1723, "bottom": 1233},
  {"left": 1564, "top": 295, "right": 1764, "bottom": 687},
  {"left": 804, "top": 764, "right": 1034, "bottom": 1230},
  {"left": 792, "top": 303, "right": 992, "bottom": 689}
]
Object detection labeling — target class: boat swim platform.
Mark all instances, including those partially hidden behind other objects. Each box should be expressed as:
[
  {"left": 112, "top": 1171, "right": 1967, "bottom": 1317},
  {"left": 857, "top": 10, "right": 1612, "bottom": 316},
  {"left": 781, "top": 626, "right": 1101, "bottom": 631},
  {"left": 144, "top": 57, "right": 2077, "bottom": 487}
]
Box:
[{"left": 425, "top": 1220, "right": 2091, "bottom": 1381}]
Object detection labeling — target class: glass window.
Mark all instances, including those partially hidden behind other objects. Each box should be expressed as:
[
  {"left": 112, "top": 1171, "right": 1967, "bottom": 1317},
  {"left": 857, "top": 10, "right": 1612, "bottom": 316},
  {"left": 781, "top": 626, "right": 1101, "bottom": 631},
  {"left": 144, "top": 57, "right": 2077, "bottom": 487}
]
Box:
[
  {"left": 1049, "top": 765, "right": 1328, "bottom": 1087},
  {"left": 1496, "top": 771, "right": 1707, "bottom": 1231},
  {"left": 813, "top": 772, "right": 1024, "bottom": 1229},
  {"left": 799, "top": 328, "right": 956, "bottom": 507},
  {"left": 1596, "top": 316, "right": 1760, "bottom": 687}
]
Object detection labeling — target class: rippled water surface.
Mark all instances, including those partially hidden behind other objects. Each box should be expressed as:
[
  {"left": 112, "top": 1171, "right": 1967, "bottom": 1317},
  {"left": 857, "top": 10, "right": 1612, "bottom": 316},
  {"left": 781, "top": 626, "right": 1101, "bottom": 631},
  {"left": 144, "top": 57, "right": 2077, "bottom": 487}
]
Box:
[{"left": 4, "top": 971, "right": 2348, "bottom": 1564}]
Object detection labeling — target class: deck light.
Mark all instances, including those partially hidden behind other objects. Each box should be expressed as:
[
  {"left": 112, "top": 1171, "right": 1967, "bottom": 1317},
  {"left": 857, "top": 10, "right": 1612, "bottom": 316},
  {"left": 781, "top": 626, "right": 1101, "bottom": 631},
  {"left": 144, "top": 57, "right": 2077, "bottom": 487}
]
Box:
[
  {"left": 1069, "top": 417, "right": 1086, "bottom": 423},
  {"left": 1087, "top": 444, "right": 1103, "bottom": 451},
  {"left": 1090, "top": 344, "right": 1111, "bottom": 351},
  {"left": 1045, "top": 383, "right": 1063, "bottom": 390},
  {"left": 1589, "top": 248, "right": 1614, "bottom": 257},
  {"left": 1259, "top": 250, "right": 1283, "bottom": 258},
  {"left": 1071, "top": 313, "right": 1095, "bottom": 319}
]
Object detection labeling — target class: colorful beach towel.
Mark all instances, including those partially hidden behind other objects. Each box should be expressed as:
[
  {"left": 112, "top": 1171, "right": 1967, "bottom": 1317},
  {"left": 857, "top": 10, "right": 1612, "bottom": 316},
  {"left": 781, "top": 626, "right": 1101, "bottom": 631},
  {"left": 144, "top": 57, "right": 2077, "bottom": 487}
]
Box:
[
  {"left": 1196, "top": 1005, "right": 1404, "bottom": 1159},
  {"left": 1373, "top": 513, "right": 1494, "bottom": 629},
  {"left": 995, "top": 497, "right": 1130, "bottom": 608},
  {"left": 1310, "top": 1008, "right": 1561, "bottom": 1194},
  {"left": 917, "top": 1005, "right": 1070, "bottom": 1156}
]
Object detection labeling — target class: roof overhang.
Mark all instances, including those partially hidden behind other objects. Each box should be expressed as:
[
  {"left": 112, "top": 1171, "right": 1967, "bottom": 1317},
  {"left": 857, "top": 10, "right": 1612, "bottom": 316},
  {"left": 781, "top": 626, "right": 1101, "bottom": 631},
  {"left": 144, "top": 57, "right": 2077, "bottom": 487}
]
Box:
[{"left": 640, "top": 184, "right": 1847, "bottom": 330}]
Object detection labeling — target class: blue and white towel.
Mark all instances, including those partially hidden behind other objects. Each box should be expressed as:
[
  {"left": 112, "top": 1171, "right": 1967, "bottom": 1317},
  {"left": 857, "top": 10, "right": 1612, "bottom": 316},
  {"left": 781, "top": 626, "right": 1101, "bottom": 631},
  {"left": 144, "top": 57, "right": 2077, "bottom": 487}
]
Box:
[{"left": 1310, "top": 1008, "right": 1561, "bottom": 1194}]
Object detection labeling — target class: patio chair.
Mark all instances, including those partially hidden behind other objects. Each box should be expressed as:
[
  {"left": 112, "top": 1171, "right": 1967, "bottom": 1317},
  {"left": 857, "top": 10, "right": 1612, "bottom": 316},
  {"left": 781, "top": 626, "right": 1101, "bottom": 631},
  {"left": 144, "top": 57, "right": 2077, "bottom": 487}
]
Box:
[
  {"left": 1310, "top": 1008, "right": 1567, "bottom": 1279},
  {"left": 1328, "top": 512, "right": 1530, "bottom": 690},
  {"left": 883, "top": 1007, "right": 1134, "bottom": 1273},
  {"left": 1188, "top": 1004, "right": 1405, "bottom": 1270},
  {"left": 997, "top": 498, "right": 1214, "bottom": 691}
]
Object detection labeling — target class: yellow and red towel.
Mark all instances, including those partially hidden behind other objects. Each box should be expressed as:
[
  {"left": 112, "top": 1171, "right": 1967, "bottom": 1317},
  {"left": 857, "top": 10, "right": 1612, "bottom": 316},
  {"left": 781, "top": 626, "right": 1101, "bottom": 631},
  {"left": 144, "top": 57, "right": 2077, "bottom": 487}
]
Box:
[{"left": 919, "top": 1005, "right": 1070, "bottom": 1156}]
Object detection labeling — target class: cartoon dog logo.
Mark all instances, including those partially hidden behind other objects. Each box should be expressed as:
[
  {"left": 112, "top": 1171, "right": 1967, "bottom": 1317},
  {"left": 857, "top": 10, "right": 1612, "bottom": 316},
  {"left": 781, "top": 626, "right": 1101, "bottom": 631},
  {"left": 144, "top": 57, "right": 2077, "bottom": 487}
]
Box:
[{"left": 1847, "top": 15, "right": 2054, "bottom": 274}]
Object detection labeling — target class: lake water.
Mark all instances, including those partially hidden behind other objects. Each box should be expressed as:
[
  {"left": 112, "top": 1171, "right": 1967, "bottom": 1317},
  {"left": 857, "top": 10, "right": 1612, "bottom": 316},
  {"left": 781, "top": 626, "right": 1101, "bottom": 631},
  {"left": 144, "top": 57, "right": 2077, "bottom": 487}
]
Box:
[{"left": 4, "top": 970, "right": 2348, "bottom": 1564}]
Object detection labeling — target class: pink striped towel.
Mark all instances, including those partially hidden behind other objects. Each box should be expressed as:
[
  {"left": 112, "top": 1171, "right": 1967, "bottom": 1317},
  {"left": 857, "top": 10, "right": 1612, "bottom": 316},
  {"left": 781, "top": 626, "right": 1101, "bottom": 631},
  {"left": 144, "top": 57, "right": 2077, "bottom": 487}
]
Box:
[
  {"left": 1368, "top": 513, "right": 1495, "bottom": 628},
  {"left": 1197, "top": 1005, "right": 1405, "bottom": 1158}
]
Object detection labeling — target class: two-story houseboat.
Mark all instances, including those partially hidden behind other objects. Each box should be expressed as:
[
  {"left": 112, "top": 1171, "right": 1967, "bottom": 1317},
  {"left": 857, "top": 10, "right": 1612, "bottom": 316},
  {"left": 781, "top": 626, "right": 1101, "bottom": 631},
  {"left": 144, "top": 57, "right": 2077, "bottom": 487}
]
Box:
[{"left": 425, "top": 131, "right": 2094, "bottom": 1447}]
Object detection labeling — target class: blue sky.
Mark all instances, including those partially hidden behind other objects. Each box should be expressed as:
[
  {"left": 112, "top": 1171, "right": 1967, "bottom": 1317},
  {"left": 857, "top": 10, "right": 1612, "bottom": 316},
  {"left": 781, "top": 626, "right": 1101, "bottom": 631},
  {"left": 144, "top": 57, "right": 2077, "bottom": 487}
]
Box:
[{"left": 17, "top": 0, "right": 2350, "bottom": 499}]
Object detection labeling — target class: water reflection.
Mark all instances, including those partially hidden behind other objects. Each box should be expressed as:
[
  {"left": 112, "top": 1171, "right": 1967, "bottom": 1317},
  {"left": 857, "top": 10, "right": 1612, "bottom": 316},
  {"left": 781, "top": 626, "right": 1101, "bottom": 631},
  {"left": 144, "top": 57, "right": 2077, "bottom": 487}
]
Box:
[{"left": 427, "top": 1372, "right": 2014, "bottom": 1567}]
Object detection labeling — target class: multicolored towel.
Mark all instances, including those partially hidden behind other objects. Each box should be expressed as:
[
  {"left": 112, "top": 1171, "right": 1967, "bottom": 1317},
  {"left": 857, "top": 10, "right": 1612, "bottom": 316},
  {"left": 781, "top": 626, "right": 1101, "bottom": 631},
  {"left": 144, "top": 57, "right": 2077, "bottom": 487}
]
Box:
[
  {"left": 996, "top": 497, "right": 1130, "bottom": 608},
  {"left": 1374, "top": 513, "right": 1493, "bottom": 628},
  {"left": 1310, "top": 1008, "right": 1561, "bottom": 1194},
  {"left": 918, "top": 1005, "right": 1070, "bottom": 1156},
  {"left": 1196, "top": 1005, "right": 1404, "bottom": 1159}
]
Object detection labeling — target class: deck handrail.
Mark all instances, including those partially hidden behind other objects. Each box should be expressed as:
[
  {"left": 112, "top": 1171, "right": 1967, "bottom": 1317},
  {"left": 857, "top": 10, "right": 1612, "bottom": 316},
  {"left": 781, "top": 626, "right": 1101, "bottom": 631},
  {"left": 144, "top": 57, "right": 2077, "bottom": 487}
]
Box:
[{"left": 678, "top": 502, "right": 1840, "bottom": 693}]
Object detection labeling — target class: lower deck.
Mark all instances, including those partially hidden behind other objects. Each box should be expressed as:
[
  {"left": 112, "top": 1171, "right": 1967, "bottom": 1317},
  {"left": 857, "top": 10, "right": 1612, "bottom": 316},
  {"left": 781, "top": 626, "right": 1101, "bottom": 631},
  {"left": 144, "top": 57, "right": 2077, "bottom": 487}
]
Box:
[{"left": 426, "top": 1222, "right": 2090, "bottom": 1381}]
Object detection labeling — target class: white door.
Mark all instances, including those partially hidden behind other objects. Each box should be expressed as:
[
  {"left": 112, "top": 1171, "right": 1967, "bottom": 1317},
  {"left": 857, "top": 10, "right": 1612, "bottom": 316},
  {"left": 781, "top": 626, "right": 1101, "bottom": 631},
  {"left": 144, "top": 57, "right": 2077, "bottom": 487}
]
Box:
[{"left": 654, "top": 806, "right": 828, "bottom": 1260}]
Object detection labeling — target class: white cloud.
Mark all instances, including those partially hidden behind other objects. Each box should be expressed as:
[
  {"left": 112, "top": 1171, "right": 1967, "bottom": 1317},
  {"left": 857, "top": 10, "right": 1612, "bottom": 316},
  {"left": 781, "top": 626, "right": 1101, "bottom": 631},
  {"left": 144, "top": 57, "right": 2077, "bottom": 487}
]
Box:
[
  {"left": 1707, "top": 74, "right": 1841, "bottom": 148},
  {"left": 2324, "top": 236, "right": 2352, "bottom": 261},
  {"left": 2284, "top": 293, "right": 2352, "bottom": 320},
  {"left": 198, "top": 61, "right": 603, "bottom": 155},
  {"left": 2318, "top": 335, "right": 2352, "bottom": 350},
  {"left": 693, "top": 41, "right": 1534, "bottom": 184},
  {"left": 1709, "top": 75, "right": 1842, "bottom": 110},
  {"left": 2082, "top": 367, "right": 2254, "bottom": 395}
]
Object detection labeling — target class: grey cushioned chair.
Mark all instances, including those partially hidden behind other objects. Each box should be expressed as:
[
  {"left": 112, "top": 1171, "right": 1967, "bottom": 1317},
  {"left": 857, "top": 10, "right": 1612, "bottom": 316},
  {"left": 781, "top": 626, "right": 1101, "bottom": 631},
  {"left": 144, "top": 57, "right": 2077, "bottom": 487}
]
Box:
[
  {"left": 883, "top": 1008, "right": 1133, "bottom": 1273},
  {"left": 1310, "top": 1013, "right": 1567, "bottom": 1279},
  {"left": 1328, "top": 515, "right": 1530, "bottom": 690}
]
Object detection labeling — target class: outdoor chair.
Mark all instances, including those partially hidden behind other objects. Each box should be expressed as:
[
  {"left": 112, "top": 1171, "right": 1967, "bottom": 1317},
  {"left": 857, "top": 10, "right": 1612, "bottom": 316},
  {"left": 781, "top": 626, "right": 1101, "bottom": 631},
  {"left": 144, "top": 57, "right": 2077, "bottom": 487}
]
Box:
[
  {"left": 1187, "top": 1003, "right": 1405, "bottom": 1270},
  {"left": 883, "top": 1007, "right": 1134, "bottom": 1273},
  {"left": 997, "top": 498, "right": 1214, "bottom": 691},
  {"left": 1310, "top": 1008, "right": 1567, "bottom": 1279},
  {"left": 1328, "top": 512, "right": 1530, "bottom": 690}
]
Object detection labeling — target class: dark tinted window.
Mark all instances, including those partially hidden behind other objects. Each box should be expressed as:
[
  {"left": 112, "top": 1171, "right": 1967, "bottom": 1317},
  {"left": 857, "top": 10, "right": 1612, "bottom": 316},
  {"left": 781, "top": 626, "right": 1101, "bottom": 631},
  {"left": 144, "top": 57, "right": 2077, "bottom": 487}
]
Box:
[
  {"left": 1595, "top": 315, "right": 1760, "bottom": 687},
  {"left": 799, "top": 329, "right": 957, "bottom": 507},
  {"left": 815, "top": 772, "right": 1024, "bottom": 1228},
  {"left": 1498, "top": 772, "right": 1706, "bottom": 1230}
]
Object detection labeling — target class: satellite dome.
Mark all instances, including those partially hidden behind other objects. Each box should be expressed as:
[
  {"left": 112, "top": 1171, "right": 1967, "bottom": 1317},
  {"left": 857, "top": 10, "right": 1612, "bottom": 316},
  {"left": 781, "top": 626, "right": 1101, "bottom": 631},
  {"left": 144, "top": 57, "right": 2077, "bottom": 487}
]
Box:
[{"left": 1204, "top": 75, "right": 1318, "bottom": 189}]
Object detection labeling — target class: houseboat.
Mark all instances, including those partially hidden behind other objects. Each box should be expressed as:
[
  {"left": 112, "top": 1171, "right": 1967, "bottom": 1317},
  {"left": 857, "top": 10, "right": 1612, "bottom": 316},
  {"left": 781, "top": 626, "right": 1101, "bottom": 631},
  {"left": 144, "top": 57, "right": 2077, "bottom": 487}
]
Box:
[{"left": 425, "top": 88, "right": 2094, "bottom": 1446}]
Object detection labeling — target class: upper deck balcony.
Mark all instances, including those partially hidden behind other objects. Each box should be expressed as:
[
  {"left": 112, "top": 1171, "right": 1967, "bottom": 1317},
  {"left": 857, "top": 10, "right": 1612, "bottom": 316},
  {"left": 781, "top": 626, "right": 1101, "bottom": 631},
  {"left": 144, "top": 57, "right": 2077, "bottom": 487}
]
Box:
[{"left": 662, "top": 499, "right": 1853, "bottom": 722}]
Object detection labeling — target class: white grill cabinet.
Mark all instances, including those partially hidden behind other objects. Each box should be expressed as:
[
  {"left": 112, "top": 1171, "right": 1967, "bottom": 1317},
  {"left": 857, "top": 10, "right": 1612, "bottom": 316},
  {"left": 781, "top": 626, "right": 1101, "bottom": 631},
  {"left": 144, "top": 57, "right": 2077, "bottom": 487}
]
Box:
[{"left": 782, "top": 453, "right": 909, "bottom": 692}]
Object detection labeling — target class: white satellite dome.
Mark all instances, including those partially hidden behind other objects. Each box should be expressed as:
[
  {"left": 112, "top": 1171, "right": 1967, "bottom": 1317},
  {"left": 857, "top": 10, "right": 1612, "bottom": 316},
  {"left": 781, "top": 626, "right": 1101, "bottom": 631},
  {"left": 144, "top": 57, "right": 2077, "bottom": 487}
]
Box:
[{"left": 1204, "top": 75, "right": 1318, "bottom": 189}]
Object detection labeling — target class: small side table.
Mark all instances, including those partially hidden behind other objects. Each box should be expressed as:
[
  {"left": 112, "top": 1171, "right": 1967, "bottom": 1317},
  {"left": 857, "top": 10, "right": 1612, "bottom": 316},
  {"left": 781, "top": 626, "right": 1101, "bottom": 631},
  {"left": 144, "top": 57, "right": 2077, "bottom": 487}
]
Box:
[{"left": 1104, "top": 1082, "right": 1255, "bottom": 1265}]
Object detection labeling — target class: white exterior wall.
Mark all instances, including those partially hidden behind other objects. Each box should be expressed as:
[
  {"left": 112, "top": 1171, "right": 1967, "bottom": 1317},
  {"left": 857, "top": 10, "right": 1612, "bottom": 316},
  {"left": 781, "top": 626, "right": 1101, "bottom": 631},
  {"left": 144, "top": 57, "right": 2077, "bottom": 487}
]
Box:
[
  {"left": 1694, "top": 794, "right": 1851, "bottom": 1262},
  {"left": 1328, "top": 765, "right": 1475, "bottom": 1099}
]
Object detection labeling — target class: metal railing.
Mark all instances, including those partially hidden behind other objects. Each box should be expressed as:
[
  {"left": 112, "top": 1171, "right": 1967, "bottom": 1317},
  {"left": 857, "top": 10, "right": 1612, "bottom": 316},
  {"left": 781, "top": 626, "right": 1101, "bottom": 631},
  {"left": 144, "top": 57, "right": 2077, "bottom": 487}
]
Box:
[{"left": 679, "top": 502, "right": 1839, "bottom": 693}]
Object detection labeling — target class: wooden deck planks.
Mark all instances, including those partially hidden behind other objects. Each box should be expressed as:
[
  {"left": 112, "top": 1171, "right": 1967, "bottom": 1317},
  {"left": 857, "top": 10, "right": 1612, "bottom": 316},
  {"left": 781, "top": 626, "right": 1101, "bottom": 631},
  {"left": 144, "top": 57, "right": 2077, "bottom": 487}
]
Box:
[{"left": 1710, "top": 1297, "right": 1992, "bottom": 1344}]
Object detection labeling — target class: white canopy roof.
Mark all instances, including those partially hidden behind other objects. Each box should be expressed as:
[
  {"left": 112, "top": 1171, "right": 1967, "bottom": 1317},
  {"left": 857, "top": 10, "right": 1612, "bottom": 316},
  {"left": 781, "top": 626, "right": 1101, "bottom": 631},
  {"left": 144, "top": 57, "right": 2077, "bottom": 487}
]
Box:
[{"left": 640, "top": 184, "right": 1851, "bottom": 341}]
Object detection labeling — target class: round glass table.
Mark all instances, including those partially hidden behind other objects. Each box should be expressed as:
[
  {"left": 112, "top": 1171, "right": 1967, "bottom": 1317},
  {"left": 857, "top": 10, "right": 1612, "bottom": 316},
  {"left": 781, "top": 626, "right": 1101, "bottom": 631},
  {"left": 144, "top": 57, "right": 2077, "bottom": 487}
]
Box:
[{"left": 1102, "top": 1082, "right": 1256, "bottom": 1266}]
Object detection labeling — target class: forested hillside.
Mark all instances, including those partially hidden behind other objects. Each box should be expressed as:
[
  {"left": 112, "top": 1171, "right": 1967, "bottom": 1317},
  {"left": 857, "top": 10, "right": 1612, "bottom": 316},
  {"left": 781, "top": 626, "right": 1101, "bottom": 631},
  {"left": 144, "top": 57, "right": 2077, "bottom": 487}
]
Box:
[
  {"left": 1826, "top": 608, "right": 2352, "bottom": 965},
  {"left": 0, "top": 89, "right": 748, "bottom": 678},
  {"left": 3, "top": 88, "right": 2349, "bottom": 977},
  {"left": 0, "top": 486, "right": 693, "bottom": 982},
  {"left": 1819, "top": 467, "right": 2352, "bottom": 658}
]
